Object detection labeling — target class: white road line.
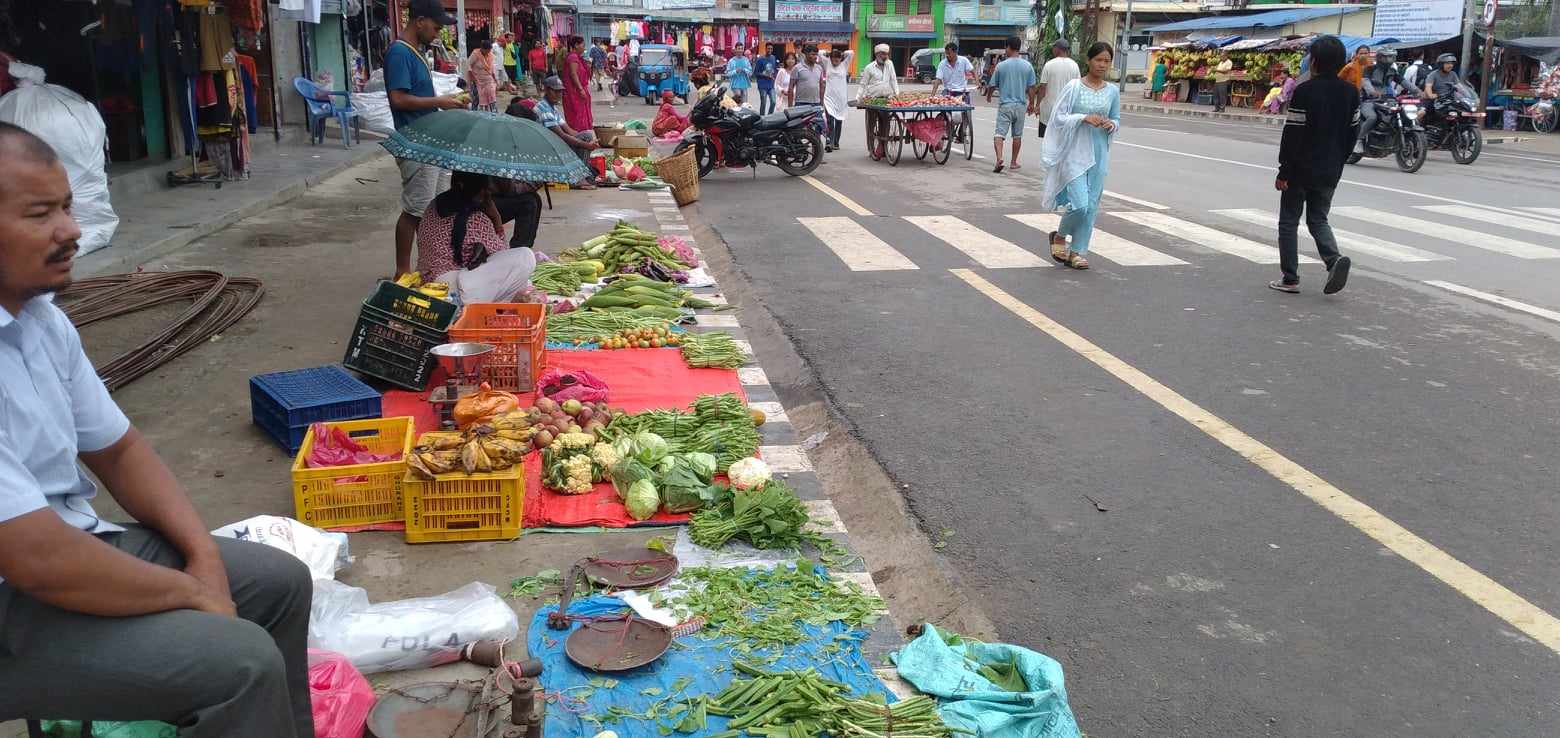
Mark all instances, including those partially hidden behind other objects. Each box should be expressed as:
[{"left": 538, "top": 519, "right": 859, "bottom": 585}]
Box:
[
  {"left": 760, "top": 445, "right": 814, "bottom": 472},
  {"left": 801, "top": 176, "right": 874, "bottom": 216},
  {"left": 903, "top": 215, "right": 1050, "bottom": 268},
  {"left": 1331, "top": 207, "right": 1560, "bottom": 260},
  {"left": 1416, "top": 205, "right": 1560, "bottom": 238},
  {"left": 1518, "top": 207, "right": 1560, "bottom": 219},
  {"left": 797, "top": 216, "right": 919, "bottom": 271},
  {"left": 1212, "top": 208, "right": 1451, "bottom": 263},
  {"left": 1113, "top": 140, "right": 1555, "bottom": 220},
  {"left": 1423, "top": 280, "right": 1560, "bottom": 324},
  {"left": 737, "top": 367, "right": 770, "bottom": 386},
  {"left": 1110, "top": 211, "right": 1315, "bottom": 264},
  {"left": 1103, "top": 191, "right": 1170, "bottom": 210},
  {"left": 953, "top": 268, "right": 1560, "bottom": 654},
  {"left": 1007, "top": 213, "right": 1189, "bottom": 266}
]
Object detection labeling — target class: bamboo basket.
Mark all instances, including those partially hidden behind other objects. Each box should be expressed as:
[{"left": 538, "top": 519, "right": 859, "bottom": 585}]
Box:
[{"left": 657, "top": 145, "right": 699, "bottom": 206}]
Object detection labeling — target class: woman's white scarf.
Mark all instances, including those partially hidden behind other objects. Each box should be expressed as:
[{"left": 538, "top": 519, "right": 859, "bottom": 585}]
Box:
[{"left": 1039, "top": 79, "right": 1117, "bottom": 211}]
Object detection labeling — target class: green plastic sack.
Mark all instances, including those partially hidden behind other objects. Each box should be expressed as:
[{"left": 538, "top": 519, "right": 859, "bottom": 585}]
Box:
[
  {"left": 623, "top": 119, "right": 649, "bottom": 131},
  {"left": 890, "top": 624, "right": 1080, "bottom": 738},
  {"left": 41, "top": 721, "right": 176, "bottom": 738}
]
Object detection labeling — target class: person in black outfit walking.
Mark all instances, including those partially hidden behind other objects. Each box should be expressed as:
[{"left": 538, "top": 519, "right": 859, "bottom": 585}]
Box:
[{"left": 1270, "top": 35, "right": 1357, "bottom": 295}]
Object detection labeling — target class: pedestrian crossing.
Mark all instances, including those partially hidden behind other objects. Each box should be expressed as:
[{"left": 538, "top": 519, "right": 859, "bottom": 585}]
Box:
[{"left": 790, "top": 206, "right": 1560, "bottom": 273}]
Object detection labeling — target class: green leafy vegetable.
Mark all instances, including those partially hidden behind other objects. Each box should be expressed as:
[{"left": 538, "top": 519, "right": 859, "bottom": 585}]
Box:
[{"left": 689, "top": 480, "right": 810, "bottom": 550}]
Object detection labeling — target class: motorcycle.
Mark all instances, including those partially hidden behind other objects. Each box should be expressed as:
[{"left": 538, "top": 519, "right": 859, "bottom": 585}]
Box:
[
  {"left": 1423, "top": 82, "right": 1484, "bottom": 165},
  {"left": 1348, "top": 95, "right": 1428, "bottom": 173},
  {"left": 678, "top": 86, "right": 825, "bottom": 179}
]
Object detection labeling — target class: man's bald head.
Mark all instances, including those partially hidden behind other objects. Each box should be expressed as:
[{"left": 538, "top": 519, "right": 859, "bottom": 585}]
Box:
[{"left": 0, "top": 122, "right": 59, "bottom": 168}]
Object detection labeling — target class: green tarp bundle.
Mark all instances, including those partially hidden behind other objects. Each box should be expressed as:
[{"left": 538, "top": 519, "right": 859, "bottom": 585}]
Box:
[{"left": 891, "top": 624, "right": 1081, "bottom": 738}]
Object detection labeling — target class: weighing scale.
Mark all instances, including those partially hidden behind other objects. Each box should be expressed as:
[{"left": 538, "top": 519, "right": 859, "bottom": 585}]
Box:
[{"left": 428, "top": 342, "right": 496, "bottom": 430}]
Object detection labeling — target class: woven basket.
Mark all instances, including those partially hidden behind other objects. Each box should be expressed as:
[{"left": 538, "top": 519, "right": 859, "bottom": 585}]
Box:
[{"left": 657, "top": 146, "right": 700, "bottom": 206}]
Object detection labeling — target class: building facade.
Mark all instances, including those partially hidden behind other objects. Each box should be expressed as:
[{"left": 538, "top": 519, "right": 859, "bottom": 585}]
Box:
[
  {"left": 857, "top": 0, "right": 946, "bottom": 73},
  {"left": 944, "top": 0, "right": 1033, "bottom": 61},
  {"left": 759, "top": 0, "right": 858, "bottom": 57}
]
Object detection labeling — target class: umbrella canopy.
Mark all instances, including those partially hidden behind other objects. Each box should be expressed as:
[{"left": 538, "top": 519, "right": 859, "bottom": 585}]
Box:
[{"left": 380, "top": 109, "right": 591, "bottom": 183}]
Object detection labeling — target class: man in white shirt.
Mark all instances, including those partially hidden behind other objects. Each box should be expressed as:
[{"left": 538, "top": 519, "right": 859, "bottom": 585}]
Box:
[
  {"left": 931, "top": 41, "right": 975, "bottom": 103},
  {"left": 0, "top": 123, "right": 314, "bottom": 737},
  {"left": 1033, "top": 39, "right": 1081, "bottom": 138},
  {"left": 857, "top": 44, "right": 900, "bottom": 157}
]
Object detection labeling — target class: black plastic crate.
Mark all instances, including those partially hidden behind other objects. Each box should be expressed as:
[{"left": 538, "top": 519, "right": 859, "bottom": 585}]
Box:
[
  {"left": 342, "top": 306, "right": 442, "bottom": 391},
  {"left": 363, "top": 280, "right": 459, "bottom": 333}
]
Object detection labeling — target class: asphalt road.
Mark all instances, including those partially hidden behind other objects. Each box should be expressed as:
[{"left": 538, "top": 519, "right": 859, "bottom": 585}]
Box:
[{"left": 686, "top": 91, "right": 1560, "bottom": 736}]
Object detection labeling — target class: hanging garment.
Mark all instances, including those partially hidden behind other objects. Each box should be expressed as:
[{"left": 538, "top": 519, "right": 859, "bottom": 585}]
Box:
[
  {"left": 235, "top": 55, "right": 259, "bottom": 133},
  {"left": 228, "top": 0, "right": 264, "bottom": 30},
  {"left": 194, "top": 73, "right": 218, "bottom": 107},
  {"left": 198, "top": 9, "right": 236, "bottom": 71}
]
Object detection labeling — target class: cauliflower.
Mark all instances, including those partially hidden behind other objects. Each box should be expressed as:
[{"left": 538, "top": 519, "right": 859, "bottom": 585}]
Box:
[
  {"left": 727, "top": 457, "right": 772, "bottom": 491},
  {"left": 561, "top": 454, "right": 595, "bottom": 494},
  {"left": 550, "top": 432, "right": 597, "bottom": 452},
  {"left": 589, "top": 442, "right": 620, "bottom": 470}
]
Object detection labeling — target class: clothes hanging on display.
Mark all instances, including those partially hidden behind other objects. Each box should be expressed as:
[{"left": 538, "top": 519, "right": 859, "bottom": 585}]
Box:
[
  {"left": 228, "top": 0, "right": 264, "bottom": 30},
  {"left": 279, "top": 0, "right": 322, "bottom": 24},
  {"left": 234, "top": 54, "right": 259, "bottom": 133},
  {"left": 198, "top": 9, "right": 236, "bottom": 72}
]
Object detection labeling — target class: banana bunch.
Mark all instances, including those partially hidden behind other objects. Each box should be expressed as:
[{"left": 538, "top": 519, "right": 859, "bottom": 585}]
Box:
[
  {"left": 393, "top": 271, "right": 450, "bottom": 299},
  {"left": 408, "top": 422, "right": 533, "bottom": 480},
  {"left": 408, "top": 448, "right": 462, "bottom": 479}
]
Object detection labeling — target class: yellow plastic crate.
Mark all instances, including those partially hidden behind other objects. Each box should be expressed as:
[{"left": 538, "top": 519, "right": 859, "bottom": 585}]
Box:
[
  {"left": 403, "top": 463, "right": 524, "bottom": 543},
  {"left": 291, "top": 417, "right": 414, "bottom": 529}
]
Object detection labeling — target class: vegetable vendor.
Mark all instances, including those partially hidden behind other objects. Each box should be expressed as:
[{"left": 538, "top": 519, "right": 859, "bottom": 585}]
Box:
[
  {"left": 652, "top": 90, "right": 691, "bottom": 137},
  {"left": 0, "top": 122, "right": 315, "bottom": 738}
]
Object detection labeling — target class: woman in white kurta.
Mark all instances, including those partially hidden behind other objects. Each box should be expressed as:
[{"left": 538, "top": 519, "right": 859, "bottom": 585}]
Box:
[{"left": 821, "top": 48, "right": 854, "bottom": 151}]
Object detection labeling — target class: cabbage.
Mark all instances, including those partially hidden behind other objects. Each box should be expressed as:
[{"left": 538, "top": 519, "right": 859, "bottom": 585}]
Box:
[
  {"left": 631, "top": 431, "right": 670, "bottom": 466},
  {"left": 727, "top": 457, "right": 772, "bottom": 491},
  {"left": 610, "top": 459, "right": 655, "bottom": 499},
  {"left": 682, "top": 452, "right": 718, "bottom": 483},
  {"left": 625, "top": 479, "right": 660, "bottom": 520}
]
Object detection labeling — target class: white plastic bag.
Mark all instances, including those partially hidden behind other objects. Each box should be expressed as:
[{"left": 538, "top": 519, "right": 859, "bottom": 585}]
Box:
[
  {"left": 308, "top": 580, "right": 520, "bottom": 674},
  {"left": 353, "top": 69, "right": 463, "bottom": 136},
  {"left": 210, "top": 515, "right": 350, "bottom": 581},
  {"left": 0, "top": 61, "right": 118, "bottom": 253}
]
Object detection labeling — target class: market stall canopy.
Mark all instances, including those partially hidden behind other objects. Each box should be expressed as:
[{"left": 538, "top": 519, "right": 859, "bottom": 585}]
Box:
[
  {"left": 381, "top": 110, "right": 593, "bottom": 184},
  {"left": 1499, "top": 36, "right": 1560, "bottom": 64},
  {"left": 1146, "top": 6, "right": 1366, "bottom": 33},
  {"left": 1221, "top": 38, "right": 1280, "bottom": 51}
]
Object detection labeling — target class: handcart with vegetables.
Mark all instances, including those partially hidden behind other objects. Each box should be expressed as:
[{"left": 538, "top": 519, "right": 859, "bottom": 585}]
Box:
[{"left": 853, "top": 93, "right": 975, "bottom": 166}]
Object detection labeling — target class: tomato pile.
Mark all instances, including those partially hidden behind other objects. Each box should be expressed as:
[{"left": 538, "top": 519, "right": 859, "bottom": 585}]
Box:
[{"left": 595, "top": 325, "right": 683, "bottom": 349}]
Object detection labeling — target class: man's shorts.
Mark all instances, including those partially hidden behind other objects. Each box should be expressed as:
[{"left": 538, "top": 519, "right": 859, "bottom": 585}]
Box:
[
  {"left": 994, "top": 102, "right": 1026, "bottom": 139},
  {"left": 398, "top": 158, "right": 449, "bottom": 217}
]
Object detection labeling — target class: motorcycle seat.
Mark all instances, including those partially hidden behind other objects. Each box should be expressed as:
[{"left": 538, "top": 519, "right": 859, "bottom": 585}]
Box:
[{"left": 754, "top": 112, "right": 793, "bottom": 130}]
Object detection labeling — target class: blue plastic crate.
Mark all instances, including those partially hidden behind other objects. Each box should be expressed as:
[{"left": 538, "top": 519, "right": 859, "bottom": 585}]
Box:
[{"left": 250, "top": 366, "right": 382, "bottom": 452}]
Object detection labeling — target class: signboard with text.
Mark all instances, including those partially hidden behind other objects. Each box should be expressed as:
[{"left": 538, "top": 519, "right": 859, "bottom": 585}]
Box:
[
  {"left": 1372, "top": 0, "right": 1464, "bottom": 44},
  {"left": 774, "top": 1, "right": 846, "bottom": 22},
  {"left": 868, "top": 15, "right": 933, "bottom": 33}
]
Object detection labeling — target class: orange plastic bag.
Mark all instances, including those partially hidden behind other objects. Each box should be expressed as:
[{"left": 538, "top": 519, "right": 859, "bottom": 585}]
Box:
[{"left": 453, "top": 382, "right": 520, "bottom": 429}]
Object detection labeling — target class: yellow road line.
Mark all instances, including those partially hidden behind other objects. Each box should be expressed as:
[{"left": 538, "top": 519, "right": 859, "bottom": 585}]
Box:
[
  {"left": 951, "top": 268, "right": 1560, "bottom": 654},
  {"left": 801, "top": 175, "right": 874, "bottom": 217}
]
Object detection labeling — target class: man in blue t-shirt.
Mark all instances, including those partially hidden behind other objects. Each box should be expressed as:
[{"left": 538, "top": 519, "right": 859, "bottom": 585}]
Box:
[
  {"left": 753, "top": 45, "right": 779, "bottom": 115},
  {"left": 385, "top": 0, "right": 465, "bottom": 277},
  {"left": 984, "top": 36, "right": 1036, "bottom": 173},
  {"left": 726, "top": 48, "right": 753, "bottom": 105}
]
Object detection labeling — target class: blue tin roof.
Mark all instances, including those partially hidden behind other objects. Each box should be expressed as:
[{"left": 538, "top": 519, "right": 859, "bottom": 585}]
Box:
[{"left": 1146, "top": 7, "right": 1365, "bottom": 33}]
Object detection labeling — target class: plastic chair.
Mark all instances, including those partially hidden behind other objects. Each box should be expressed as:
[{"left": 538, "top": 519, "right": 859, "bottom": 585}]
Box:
[{"left": 293, "top": 77, "right": 359, "bottom": 148}]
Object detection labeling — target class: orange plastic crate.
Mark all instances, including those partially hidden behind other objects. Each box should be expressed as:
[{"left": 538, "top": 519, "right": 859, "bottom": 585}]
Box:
[
  {"left": 291, "top": 417, "right": 414, "bottom": 529},
  {"left": 402, "top": 464, "right": 524, "bottom": 543},
  {"left": 447, "top": 303, "right": 546, "bottom": 392}
]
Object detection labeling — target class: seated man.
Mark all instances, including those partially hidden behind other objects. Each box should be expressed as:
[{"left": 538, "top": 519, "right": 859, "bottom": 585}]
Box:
[
  {"left": 535, "top": 75, "right": 598, "bottom": 190},
  {"left": 0, "top": 122, "right": 313, "bottom": 736}
]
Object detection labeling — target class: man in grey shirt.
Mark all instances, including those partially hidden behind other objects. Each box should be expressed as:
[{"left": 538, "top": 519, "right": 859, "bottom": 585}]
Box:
[
  {"left": 1422, "top": 52, "right": 1463, "bottom": 99},
  {"left": 790, "top": 44, "right": 826, "bottom": 105}
]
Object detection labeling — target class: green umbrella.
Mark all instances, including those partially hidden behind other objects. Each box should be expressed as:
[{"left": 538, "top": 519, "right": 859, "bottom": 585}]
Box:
[{"left": 379, "top": 109, "right": 592, "bottom": 183}]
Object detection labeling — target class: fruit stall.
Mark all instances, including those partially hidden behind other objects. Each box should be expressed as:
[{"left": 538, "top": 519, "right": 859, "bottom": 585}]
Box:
[
  {"left": 852, "top": 92, "right": 977, "bottom": 166},
  {"left": 1153, "top": 39, "right": 1304, "bottom": 108}
]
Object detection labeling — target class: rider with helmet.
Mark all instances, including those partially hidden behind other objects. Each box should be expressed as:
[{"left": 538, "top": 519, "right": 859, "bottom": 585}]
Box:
[
  {"left": 1355, "top": 47, "right": 1410, "bottom": 153},
  {"left": 1423, "top": 53, "right": 1463, "bottom": 100}
]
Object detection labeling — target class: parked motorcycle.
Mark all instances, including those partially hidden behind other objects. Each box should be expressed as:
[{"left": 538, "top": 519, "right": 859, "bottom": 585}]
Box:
[
  {"left": 1424, "top": 82, "right": 1484, "bottom": 165},
  {"left": 678, "top": 86, "right": 825, "bottom": 179},
  {"left": 1348, "top": 95, "right": 1428, "bottom": 173}
]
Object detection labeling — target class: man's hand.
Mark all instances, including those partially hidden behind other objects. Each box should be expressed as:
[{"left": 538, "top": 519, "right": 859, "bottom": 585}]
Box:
[
  {"left": 436, "top": 94, "right": 467, "bottom": 110},
  {"left": 1275, "top": 177, "right": 1288, "bottom": 191},
  {"left": 186, "top": 575, "right": 238, "bottom": 617}
]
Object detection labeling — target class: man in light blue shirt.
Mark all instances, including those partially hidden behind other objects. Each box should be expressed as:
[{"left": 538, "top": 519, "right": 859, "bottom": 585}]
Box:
[
  {"left": 985, "top": 36, "right": 1037, "bottom": 173},
  {"left": 0, "top": 123, "right": 314, "bottom": 737},
  {"left": 726, "top": 48, "right": 753, "bottom": 105}
]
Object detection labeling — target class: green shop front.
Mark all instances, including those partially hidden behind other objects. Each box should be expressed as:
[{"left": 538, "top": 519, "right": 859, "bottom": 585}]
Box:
[{"left": 858, "top": 0, "right": 944, "bottom": 75}]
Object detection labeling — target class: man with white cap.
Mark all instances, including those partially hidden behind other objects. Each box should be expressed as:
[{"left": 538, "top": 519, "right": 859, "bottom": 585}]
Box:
[{"left": 857, "top": 44, "right": 900, "bottom": 157}]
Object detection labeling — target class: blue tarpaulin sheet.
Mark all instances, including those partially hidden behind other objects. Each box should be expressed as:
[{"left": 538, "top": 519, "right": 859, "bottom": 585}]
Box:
[{"left": 528, "top": 595, "right": 892, "bottom": 738}]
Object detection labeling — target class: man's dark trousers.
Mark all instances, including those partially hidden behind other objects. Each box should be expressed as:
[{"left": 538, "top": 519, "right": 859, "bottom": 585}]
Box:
[
  {"left": 0, "top": 527, "right": 313, "bottom": 738},
  {"left": 1277, "top": 183, "right": 1342, "bottom": 286}
]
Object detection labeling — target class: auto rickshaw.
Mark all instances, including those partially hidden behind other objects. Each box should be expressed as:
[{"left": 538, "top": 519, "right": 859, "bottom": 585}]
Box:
[{"left": 636, "top": 44, "right": 691, "bottom": 104}]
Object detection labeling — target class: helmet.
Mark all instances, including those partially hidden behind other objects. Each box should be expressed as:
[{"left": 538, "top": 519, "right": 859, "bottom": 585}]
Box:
[
  {"left": 1376, "top": 48, "right": 1398, "bottom": 63},
  {"left": 1437, "top": 53, "right": 1457, "bottom": 65}
]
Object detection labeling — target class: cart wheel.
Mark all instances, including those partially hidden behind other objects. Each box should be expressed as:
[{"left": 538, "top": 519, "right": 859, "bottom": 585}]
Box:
[
  {"left": 960, "top": 110, "right": 974, "bottom": 160},
  {"left": 886, "top": 116, "right": 904, "bottom": 166},
  {"left": 932, "top": 113, "right": 952, "bottom": 165}
]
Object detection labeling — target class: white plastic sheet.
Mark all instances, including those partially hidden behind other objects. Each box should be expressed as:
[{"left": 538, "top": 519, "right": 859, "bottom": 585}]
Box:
[
  {"left": 210, "top": 515, "right": 350, "bottom": 581},
  {"left": 0, "top": 61, "right": 118, "bottom": 253},
  {"left": 308, "top": 580, "right": 519, "bottom": 674},
  {"left": 353, "top": 68, "right": 462, "bottom": 136}
]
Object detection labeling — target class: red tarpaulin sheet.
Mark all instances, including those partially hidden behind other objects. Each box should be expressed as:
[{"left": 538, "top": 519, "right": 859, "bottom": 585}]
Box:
[{"left": 381, "top": 349, "right": 747, "bottom": 529}]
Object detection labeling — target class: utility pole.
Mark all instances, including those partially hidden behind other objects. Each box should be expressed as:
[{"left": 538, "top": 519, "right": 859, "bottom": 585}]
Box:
[
  {"left": 457, "top": 0, "right": 468, "bottom": 74},
  {"left": 1459, "top": 0, "right": 1476, "bottom": 80},
  {"left": 1116, "top": 0, "right": 1135, "bottom": 85}
]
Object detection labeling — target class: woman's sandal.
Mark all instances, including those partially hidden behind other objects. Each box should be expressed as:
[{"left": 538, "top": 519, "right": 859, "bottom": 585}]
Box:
[
  {"left": 1066, "top": 252, "right": 1089, "bottom": 270},
  {"left": 1050, "top": 232, "right": 1068, "bottom": 263}
]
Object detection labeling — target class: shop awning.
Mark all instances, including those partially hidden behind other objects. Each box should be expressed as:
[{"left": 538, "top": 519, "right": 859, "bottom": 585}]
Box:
[
  {"left": 871, "top": 32, "right": 936, "bottom": 40},
  {"left": 759, "top": 21, "right": 857, "bottom": 34},
  {"left": 1146, "top": 6, "right": 1364, "bottom": 33},
  {"left": 1501, "top": 36, "right": 1560, "bottom": 64}
]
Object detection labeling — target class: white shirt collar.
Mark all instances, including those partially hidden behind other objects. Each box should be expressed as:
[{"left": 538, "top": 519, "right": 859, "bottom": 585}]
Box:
[{"left": 0, "top": 293, "right": 54, "bottom": 329}]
